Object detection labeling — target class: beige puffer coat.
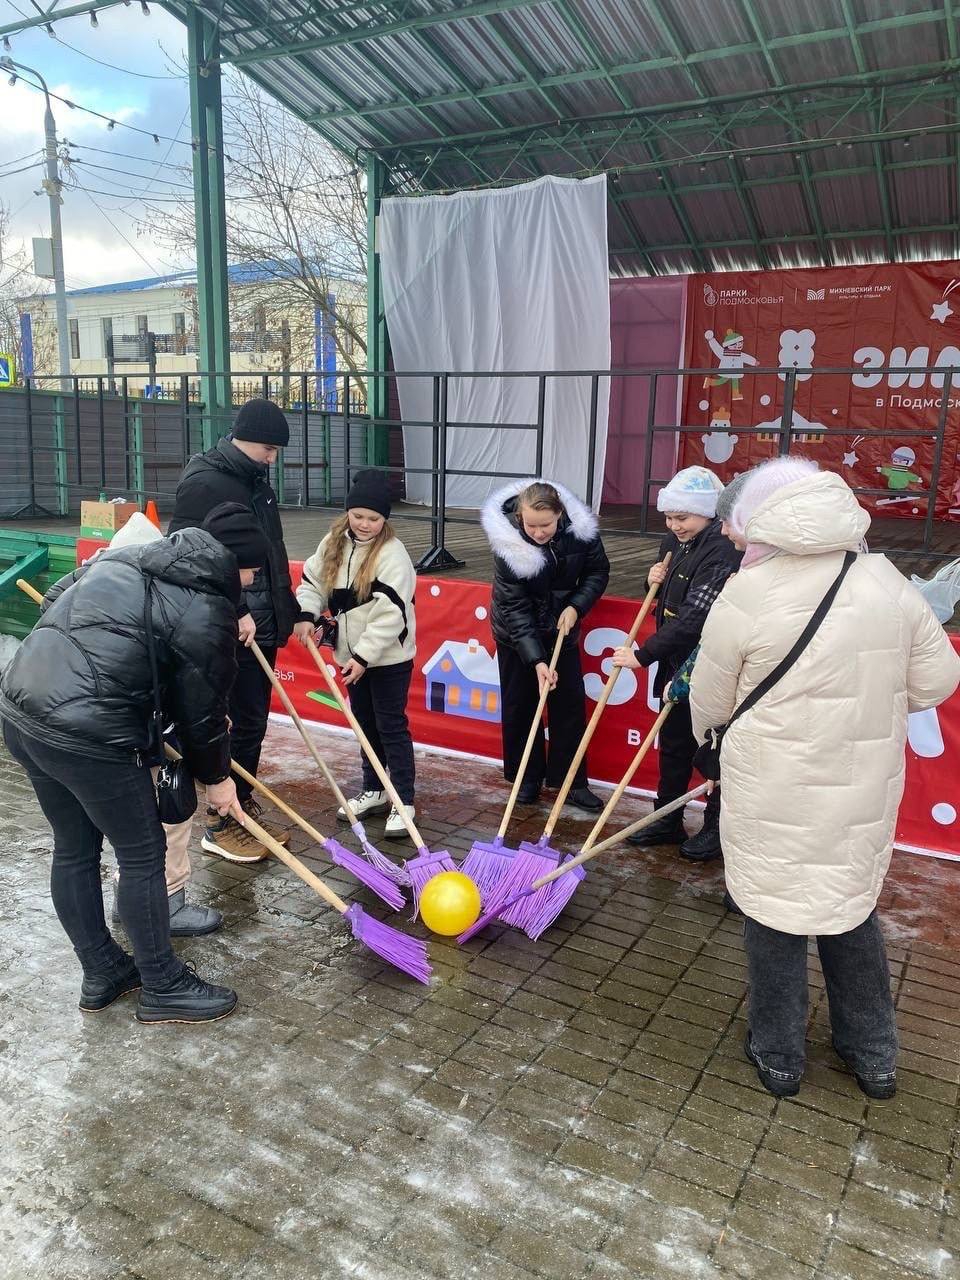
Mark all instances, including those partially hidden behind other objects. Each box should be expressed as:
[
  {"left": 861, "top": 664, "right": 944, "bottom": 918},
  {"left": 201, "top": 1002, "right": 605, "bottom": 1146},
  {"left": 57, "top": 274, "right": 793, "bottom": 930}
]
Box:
[{"left": 690, "top": 471, "right": 960, "bottom": 935}]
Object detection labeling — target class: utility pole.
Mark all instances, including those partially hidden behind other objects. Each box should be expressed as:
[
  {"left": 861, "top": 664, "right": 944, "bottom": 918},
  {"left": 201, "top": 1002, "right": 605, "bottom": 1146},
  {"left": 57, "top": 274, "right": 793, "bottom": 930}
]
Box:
[{"left": 2, "top": 56, "right": 71, "bottom": 389}]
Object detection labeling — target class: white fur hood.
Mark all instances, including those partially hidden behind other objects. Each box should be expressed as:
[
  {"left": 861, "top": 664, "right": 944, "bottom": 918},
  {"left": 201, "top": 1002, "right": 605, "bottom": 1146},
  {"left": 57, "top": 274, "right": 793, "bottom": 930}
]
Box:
[{"left": 481, "top": 478, "right": 599, "bottom": 579}]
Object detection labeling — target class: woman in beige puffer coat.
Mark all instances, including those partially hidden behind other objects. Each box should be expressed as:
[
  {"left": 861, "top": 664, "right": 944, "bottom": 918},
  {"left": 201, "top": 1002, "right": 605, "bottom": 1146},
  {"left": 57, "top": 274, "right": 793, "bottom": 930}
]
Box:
[{"left": 690, "top": 459, "right": 960, "bottom": 1100}]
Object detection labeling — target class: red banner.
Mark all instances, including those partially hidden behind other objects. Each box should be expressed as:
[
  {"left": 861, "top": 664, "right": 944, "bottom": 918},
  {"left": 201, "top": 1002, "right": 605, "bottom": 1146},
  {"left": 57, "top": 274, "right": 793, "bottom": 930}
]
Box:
[
  {"left": 680, "top": 260, "right": 960, "bottom": 521},
  {"left": 77, "top": 549, "right": 960, "bottom": 862}
]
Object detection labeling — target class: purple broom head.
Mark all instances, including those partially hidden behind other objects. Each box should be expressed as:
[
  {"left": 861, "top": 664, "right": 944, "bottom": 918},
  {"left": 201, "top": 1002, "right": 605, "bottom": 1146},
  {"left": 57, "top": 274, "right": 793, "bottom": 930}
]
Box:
[
  {"left": 456, "top": 847, "right": 551, "bottom": 944},
  {"left": 344, "top": 904, "right": 432, "bottom": 984},
  {"left": 405, "top": 846, "right": 460, "bottom": 918},
  {"left": 349, "top": 821, "right": 411, "bottom": 886},
  {"left": 325, "top": 838, "right": 406, "bottom": 910},
  {"left": 460, "top": 835, "right": 518, "bottom": 906},
  {"left": 522, "top": 858, "right": 587, "bottom": 940},
  {"left": 501, "top": 845, "right": 562, "bottom": 930}
]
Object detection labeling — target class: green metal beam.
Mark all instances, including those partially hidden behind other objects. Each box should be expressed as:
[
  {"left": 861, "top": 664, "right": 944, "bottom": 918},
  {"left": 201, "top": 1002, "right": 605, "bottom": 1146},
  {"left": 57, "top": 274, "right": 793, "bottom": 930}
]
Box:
[
  {"left": 227, "top": 0, "right": 545, "bottom": 67},
  {"left": 187, "top": 7, "right": 231, "bottom": 442},
  {"left": 0, "top": 0, "right": 126, "bottom": 38},
  {"left": 609, "top": 222, "right": 958, "bottom": 258},
  {"left": 0, "top": 547, "right": 48, "bottom": 601}
]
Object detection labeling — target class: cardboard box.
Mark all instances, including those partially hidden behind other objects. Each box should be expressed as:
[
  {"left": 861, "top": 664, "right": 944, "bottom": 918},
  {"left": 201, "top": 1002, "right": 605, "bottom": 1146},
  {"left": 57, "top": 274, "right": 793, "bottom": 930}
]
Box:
[{"left": 79, "top": 500, "right": 139, "bottom": 541}]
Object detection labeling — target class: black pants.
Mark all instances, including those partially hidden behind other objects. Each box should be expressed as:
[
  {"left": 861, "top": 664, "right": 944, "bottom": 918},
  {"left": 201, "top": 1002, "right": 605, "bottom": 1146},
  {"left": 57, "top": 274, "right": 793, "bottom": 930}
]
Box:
[
  {"left": 656, "top": 696, "right": 720, "bottom": 825},
  {"left": 3, "top": 719, "right": 182, "bottom": 989},
  {"left": 230, "top": 643, "right": 276, "bottom": 805},
  {"left": 349, "top": 660, "right": 415, "bottom": 805},
  {"left": 744, "top": 910, "right": 898, "bottom": 1083},
  {"left": 497, "top": 644, "right": 588, "bottom": 790}
]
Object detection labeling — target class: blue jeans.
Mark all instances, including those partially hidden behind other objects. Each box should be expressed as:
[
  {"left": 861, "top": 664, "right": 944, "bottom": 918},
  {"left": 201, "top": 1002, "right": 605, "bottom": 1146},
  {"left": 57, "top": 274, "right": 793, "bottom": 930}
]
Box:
[
  {"left": 744, "top": 910, "right": 898, "bottom": 1084},
  {"left": 3, "top": 719, "right": 183, "bottom": 988}
]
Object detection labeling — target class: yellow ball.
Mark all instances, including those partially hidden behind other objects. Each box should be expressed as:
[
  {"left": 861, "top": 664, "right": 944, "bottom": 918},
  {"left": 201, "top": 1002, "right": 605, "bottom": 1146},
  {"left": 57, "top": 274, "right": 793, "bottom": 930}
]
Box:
[{"left": 418, "top": 870, "right": 482, "bottom": 936}]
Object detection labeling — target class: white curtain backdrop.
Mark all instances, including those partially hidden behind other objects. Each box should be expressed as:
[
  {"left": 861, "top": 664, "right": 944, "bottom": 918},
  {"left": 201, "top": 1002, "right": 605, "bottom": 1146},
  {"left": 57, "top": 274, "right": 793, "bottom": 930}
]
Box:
[{"left": 380, "top": 175, "right": 610, "bottom": 510}]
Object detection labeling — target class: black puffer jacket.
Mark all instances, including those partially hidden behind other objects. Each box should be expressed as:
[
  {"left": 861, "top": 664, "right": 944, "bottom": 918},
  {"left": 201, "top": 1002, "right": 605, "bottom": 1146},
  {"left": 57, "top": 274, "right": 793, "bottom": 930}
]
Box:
[
  {"left": 168, "top": 435, "right": 298, "bottom": 648},
  {"left": 482, "top": 479, "right": 610, "bottom": 666},
  {"left": 0, "top": 529, "right": 239, "bottom": 783},
  {"left": 635, "top": 518, "right": 742, "bottom": 696}
]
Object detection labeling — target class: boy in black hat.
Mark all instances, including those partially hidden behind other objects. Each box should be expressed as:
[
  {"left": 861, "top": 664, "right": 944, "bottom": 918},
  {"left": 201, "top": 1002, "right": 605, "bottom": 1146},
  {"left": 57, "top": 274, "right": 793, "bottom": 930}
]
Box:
[{"left": 168, "top": 399, "right": 298, "bottom": 862}]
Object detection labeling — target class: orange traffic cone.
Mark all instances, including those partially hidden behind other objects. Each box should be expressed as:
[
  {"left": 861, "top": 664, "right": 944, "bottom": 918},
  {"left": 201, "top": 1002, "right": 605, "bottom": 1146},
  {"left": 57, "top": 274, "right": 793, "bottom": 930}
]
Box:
[{"left": 144, "top": 499, "right": 162, "bottom": 530}]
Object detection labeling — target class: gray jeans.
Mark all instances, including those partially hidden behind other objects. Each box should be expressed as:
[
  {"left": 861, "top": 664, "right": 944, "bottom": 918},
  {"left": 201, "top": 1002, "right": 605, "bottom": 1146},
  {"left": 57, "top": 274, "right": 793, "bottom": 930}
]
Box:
[{"left": 744, "top": 910, "right": 898, "bottom": 1084}]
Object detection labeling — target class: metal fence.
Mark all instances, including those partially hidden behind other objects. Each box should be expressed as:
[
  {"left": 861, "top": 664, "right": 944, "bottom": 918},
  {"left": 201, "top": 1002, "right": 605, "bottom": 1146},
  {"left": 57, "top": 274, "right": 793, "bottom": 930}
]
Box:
[{"left": 2, "top": 365, "right": 958, "bottom": 567}]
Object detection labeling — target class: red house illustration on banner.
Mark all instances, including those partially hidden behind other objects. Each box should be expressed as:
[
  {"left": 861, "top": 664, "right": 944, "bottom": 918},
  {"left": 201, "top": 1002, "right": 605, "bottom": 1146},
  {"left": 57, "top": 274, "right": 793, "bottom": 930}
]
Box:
[{"left": 422, "top": 638, "right": 501, "bottom": 723}]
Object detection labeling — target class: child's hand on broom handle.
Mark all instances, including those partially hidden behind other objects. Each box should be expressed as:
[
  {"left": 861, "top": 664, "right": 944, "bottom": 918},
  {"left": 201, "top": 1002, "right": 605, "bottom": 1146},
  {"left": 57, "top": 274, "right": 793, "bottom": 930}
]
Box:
[
  {"left": 557, "top": 606, "right": 578, "bottom": 636},
  {"left": 535, "top": 662, "right": 558, "bottom": 696},
  {"left": 611, "top": 646, "right": 640, "bottom": 670}
]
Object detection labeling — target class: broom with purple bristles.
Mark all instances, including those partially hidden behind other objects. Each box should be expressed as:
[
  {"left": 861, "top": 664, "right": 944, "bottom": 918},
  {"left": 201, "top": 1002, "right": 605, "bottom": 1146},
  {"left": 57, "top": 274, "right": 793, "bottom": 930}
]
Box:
[
  {"left": 460, "top": 626, "right": 567, "bottom": 903},
  {"left": 464, "top": 644, "right": 701, "bottom": 941},
  {"left": 250, "top": 641, "right": 409, "bottom": 907},
  {"left": 459, "top": 780, "right": 710, "bottom": 946},
  {"left": 304, "top": 635, "right": 459, "bottom": 914}
]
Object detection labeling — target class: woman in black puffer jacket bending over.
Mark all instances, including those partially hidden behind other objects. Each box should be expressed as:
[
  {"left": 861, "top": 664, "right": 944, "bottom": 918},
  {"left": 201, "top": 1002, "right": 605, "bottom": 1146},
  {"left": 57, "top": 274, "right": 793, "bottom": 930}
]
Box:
[
  {"left": 482, "top": 479, "right": 610, "bottom": 812},
  {"left": 0, "top": 508, "right": 266, "bottom": 1025}
]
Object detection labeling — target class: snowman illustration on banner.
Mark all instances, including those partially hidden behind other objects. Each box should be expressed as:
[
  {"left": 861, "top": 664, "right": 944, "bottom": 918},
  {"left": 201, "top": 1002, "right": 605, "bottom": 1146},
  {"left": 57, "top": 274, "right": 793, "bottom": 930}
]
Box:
[
  {"left": 703, "top": 328, "right": 757, "bottom": 402},
  {"left": 702, "top": 405, "right": 739, "bottom": 464},
  {"left": 876, "top": 445, "right": 924, "bottom": 509}
]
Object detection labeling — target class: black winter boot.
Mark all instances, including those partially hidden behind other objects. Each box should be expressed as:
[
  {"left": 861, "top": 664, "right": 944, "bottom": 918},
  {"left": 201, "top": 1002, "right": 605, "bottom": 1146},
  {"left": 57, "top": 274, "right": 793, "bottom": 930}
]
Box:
[
  {"left": 680, "top": 818, "right": 723, "bottom": 862},
  {"left": 627, "top": 811, "right": 685, "bottom": 848},
  {"left": 79, "top": 956, "right": 141, "bottom": 1012},
  {"left": 135, "top": 962, "right": 238, "bottom": 1025}
]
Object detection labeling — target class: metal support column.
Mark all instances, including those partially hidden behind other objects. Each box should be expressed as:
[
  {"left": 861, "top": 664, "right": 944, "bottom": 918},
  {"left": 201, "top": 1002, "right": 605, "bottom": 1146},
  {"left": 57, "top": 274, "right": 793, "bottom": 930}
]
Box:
[
  {"left": 365, "top": 154, "right": 390, "bottom": 466},
  {"left": 188, "top": 9, "right": 231, "bottom": 447}
]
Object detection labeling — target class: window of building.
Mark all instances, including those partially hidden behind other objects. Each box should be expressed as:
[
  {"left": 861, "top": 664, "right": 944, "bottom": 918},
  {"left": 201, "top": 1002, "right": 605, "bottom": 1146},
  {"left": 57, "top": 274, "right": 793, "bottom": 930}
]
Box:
[
  {"left": 136, "top": 314, "right": 148, "bottom": 336},
  {"left": 102, "top": 317, "right": 113, "bottom": 358},
  {"left": 252, "top": 304, "right": 266, "bottom": 333},
  {"left": 68, "top": 318, "right": 79, "bottom": 360},
  {"left": 173, "top": 312, "right": 185, "bottom": 336}
]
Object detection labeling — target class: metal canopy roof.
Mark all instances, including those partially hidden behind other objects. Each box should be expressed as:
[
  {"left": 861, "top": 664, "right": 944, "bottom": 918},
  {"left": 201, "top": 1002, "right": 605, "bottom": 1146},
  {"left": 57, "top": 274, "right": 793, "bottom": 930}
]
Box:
[{"left": 11, "top": 1, "right": 960, "bottom": 275}]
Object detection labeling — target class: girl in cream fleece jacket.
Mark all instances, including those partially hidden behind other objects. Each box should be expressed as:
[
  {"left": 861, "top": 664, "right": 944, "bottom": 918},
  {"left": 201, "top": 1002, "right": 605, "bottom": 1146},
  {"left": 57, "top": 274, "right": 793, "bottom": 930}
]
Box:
[{"left": 294, "top": 470, "right": 418, "bottom": 836}]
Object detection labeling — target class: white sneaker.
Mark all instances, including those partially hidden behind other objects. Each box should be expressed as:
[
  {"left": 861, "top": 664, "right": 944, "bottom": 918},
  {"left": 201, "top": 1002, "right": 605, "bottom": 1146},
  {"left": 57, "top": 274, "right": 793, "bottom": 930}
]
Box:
[
  {"left": 384, "top": 804, "right": 416, "bottom": 840},
  {"left": 337, "top": 789, "right": 389, "bottom": 820}
]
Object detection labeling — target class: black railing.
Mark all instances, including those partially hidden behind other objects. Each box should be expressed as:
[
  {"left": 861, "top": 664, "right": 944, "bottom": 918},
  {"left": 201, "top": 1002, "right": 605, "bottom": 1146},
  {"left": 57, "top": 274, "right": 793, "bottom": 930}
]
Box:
[{"left": 2, "top": 365, "right": 958, "bottom": 565}]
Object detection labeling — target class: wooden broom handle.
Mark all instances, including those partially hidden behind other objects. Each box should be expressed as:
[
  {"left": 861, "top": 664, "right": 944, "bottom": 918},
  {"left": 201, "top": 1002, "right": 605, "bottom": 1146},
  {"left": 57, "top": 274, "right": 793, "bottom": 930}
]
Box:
[
  {"left": 542, "top": 552, "right": 671, "bottom": 838},
  {"left": 497, "top": 626, "right": 567, "bottom": 839},
  {"left": 249, "top": 640, "right": 361, "bottom": 825},
  {"left": 229, "top": 755, "right": 331, "bottom": 852},
  {"left": 161, "top": 742, "right": 350, "bottom": 914},
  {"left": 530, "top": 781, "right": 710, "bottom": 889},
  {"left": 304, "top": 635, "right": 426, "bottom": 848},
  {"left": 579, "top": 701, "right": 673, "bottom": 855},
  {"left": 17, "top": 579, "right": 44, "bottom": 605},
  {"left": 19, "top": 578, "right": 350, "bottom": 912}
]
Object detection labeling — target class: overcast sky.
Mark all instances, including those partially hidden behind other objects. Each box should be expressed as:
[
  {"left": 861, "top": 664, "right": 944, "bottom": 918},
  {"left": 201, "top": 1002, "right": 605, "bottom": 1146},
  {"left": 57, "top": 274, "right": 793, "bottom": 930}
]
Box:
[{"left": 1, "top": 0, "right": 195, "bottom": 288}]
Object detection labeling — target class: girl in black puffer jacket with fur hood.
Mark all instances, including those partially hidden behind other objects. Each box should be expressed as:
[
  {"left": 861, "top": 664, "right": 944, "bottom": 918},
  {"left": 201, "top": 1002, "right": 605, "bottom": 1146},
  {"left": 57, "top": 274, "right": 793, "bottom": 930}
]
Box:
[{"left": 482, "top": 479, "right": 609, "bottom": 811}]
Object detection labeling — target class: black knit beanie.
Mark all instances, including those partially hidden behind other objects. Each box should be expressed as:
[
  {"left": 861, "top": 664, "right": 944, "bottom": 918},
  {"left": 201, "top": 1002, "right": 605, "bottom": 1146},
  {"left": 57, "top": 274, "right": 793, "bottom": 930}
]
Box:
[
  {"left": 232, "top": 398, "right": 290, "bottom": 447},
  {"left": 202, "top": 502, "right": 270, "bottom": 569},
  {"left": 345, "top": 468, "right": 391, "bottom": 519}
]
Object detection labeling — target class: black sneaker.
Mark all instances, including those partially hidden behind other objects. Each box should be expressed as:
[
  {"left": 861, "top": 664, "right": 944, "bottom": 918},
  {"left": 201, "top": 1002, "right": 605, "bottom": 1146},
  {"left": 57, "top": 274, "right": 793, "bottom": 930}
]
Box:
[
  {"left": 567, "top": 787, "right": 603, "bottom": 813},
  {"left": 135, "top": 961, "right": 238, "bottom": 1025},
  {"left": 627, "top": 813, "right": 686, "bottom": 848},
  {"left": 744, "top": 1034, "right": 801, "bottom": 1098},
  {"left": 831, "top": 1039, "right": 897, "bottom": 1100},
  {"left": 516, "top": 782, "right": 541, "bottom": 804},
  {"left": 79, "top": 958, "right": 141, "bottom": 1012},
  {"left": 680, "top": 823, "right": 723, "bottom": 862}
]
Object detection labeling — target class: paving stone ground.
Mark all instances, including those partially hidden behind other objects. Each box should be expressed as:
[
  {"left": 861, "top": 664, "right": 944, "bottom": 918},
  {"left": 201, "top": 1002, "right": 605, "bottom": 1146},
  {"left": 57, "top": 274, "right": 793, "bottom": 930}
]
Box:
[{"left": 2, "top": 718, "right": 959, "bottom": 1280}]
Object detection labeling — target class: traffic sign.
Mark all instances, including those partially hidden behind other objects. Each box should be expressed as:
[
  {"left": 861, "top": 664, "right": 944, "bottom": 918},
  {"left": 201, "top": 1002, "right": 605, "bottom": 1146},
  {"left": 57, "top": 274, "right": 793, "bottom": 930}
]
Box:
[{"left": 0, "top": 354, "right": 15, "bottom": 388}]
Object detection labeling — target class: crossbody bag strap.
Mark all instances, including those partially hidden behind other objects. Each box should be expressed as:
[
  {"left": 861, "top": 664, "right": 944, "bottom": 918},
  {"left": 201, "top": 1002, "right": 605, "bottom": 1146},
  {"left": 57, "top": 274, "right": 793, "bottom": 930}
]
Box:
[
  {"left": 141, "top": 575, "right": 164, "bottom": 738},
  {"left": 726, "top": 549, "right": 856, "bottom": 732}
]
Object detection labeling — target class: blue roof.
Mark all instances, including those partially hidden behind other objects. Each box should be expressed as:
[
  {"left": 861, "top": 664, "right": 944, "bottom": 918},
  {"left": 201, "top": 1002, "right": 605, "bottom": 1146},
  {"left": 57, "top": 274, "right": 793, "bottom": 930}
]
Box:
[{"left": 64, "top": 260, "right": 353, "bottom": 298}]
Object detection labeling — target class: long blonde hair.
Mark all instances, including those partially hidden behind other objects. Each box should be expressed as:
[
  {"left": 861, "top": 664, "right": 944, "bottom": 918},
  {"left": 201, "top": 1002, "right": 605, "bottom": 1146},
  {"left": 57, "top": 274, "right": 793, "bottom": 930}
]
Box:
[{"left": 321, "top": 513, "right": 395, "bottom": 602}]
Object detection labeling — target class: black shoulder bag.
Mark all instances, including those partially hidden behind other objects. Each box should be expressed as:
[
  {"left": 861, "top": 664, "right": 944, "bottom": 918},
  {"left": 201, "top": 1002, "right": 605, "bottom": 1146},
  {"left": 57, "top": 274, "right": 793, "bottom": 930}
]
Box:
[
  {"left": 693, "top": 550, "right": 856, "bottom": 782},
  {"left": 142, "top": 577, "right": 198, "bottom": 824}
]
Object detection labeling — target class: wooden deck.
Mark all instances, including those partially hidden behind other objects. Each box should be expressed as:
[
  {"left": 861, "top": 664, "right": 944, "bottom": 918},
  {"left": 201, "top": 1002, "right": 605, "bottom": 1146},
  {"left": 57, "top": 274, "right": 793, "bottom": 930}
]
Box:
[{"left": 7, "top": 502, "right": 959, "bottom": 603}]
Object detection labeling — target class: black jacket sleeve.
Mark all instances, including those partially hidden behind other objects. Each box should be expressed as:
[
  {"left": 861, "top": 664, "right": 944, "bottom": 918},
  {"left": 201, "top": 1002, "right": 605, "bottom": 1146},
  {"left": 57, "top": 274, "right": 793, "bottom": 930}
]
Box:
[
  {"left": 634, "top": 548, "right": 734, "bottom": 669},
  {"left": 41, "top": 563, "right": 90, "bottom": 611},
  {"left": 493, "top": 557, "right": 547, "bottom": 666},
  {"left": 166, "top": 594, "right": 237, "bottom": 784},
  {"left": 566, "top": 536, "right": 610, "bottom": 619}
]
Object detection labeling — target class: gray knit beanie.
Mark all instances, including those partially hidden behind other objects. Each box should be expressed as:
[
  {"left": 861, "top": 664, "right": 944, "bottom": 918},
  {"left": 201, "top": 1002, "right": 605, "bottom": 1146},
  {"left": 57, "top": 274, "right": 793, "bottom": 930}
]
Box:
[{"left": 715, "top": 470, "right": 752, "bottom": 525}]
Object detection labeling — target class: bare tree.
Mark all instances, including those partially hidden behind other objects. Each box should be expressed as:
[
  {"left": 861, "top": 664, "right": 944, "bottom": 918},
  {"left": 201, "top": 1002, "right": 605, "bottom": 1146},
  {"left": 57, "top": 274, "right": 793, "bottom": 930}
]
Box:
[
  {"left": 140, "top": 75, "right": 367, "bottom": 375},
  {"left": 0, "top": 203, "right": 53, "bottom": 379}
]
